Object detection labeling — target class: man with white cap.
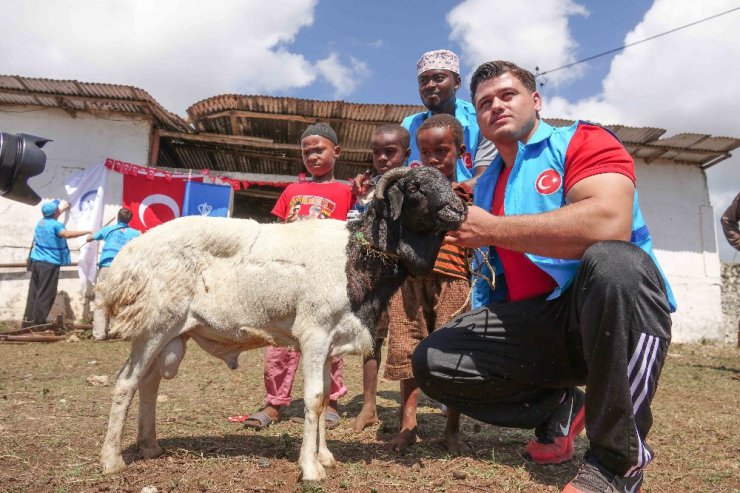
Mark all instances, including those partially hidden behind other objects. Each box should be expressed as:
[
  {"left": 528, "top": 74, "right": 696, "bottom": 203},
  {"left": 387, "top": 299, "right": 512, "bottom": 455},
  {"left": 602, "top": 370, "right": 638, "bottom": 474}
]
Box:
[
  {"left": 402, "top": 49, "right": 496, "bottom": 184},
  {"left": 22, "top": 199, "right": 91, "bottom": 327}
]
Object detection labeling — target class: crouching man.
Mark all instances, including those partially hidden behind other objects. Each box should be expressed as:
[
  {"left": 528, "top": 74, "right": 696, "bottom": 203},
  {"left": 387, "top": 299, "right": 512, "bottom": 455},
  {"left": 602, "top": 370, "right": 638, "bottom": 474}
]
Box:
[{"left": 411, "top": 61, "right": 675, "bottom": 493}]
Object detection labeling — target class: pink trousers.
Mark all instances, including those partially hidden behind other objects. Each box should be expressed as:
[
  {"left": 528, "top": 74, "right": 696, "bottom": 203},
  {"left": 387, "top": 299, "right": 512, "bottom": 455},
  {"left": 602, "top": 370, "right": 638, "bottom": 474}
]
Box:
[{"left": 263, "top": 346, "right": 348, "bottom": 406}]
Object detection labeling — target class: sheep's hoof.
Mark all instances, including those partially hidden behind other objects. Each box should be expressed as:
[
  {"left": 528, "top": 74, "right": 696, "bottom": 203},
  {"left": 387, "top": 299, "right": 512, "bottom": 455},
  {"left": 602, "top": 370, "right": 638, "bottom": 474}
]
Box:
[
  {"left": 102, "top": 458, "right": 127, "bottom": 476},
  {"left": 139, "top": 443, "right": 163, "bottom": 459},
  {"left": 298, "top": 461, "right": 326, "bottom": 482},
  {"left": 318, "top": 450, "right": 336, "bottom": 468}
]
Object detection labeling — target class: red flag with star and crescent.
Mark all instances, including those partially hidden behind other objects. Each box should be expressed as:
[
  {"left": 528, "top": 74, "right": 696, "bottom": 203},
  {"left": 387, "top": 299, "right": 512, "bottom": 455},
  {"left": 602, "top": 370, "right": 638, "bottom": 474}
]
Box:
[{"left": 123, "top": 173, "right": 192, "bottom": 232}]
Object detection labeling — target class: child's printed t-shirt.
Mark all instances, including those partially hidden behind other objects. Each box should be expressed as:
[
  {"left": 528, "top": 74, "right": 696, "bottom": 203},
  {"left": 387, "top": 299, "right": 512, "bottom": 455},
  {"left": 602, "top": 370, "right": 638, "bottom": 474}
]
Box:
[{"left": 272, "top": 181, "right": 354, "bottom": 223}]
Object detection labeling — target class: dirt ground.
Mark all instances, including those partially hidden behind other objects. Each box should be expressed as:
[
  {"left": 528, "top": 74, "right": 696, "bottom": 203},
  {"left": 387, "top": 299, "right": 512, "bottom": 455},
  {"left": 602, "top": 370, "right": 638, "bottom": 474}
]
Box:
[{"left": 0, "top": 332, "right": 737, "bottom": 493}]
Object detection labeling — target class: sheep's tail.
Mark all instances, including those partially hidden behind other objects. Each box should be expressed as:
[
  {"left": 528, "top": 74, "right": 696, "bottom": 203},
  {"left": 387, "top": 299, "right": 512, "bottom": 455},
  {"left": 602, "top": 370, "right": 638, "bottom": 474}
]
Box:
[{"left": 98, "top": 257, "right": 157, "bottom": 340}]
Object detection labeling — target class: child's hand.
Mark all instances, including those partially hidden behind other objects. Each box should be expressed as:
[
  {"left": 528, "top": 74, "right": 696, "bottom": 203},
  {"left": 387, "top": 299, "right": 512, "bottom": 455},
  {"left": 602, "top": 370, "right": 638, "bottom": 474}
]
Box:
[
  {"left": 451, "top": 181, "right": 474, "bottom": 204},
  {"left": 350, "top": 172, "right": 371, "bottom": 196}
]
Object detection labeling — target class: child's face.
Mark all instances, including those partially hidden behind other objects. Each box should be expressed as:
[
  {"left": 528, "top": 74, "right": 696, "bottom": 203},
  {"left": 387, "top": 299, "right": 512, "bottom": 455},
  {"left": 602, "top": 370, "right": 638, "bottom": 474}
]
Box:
[
  {"left": 301, "top": 135, "right": 340, "bottom": 181},
  {"left": 371, "top": 131, "right": 409, "bottom": 175},
  {"left": 417, "top": 126, "right": 462, "bottom": 180}
]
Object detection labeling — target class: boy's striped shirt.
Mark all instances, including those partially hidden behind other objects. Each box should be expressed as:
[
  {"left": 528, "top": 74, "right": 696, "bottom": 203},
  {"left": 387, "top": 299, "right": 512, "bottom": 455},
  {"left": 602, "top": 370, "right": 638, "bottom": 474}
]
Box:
[{"left": 433, "top": 244, "right": 469, "bottom": 280}]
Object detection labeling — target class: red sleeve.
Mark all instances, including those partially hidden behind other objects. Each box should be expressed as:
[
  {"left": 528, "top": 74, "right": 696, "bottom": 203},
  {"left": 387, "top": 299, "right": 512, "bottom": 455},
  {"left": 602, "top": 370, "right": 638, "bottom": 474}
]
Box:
[
  {"left": 271, "top": 185, "right": 293, "bottom": 220},
  {"left": 563, "top": 123, "right": 636, "bottom": 194}
]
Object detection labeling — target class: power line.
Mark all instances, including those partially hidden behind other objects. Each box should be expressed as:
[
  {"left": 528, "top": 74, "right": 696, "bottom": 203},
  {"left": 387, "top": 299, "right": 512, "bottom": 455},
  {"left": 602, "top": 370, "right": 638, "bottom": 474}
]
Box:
[{"left": 536, "top": 6, "right": 740, "bottom": 78}]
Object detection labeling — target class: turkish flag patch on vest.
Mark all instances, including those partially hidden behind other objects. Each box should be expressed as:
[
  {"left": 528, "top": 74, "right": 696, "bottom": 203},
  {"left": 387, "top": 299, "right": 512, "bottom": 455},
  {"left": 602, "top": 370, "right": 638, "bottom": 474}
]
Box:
[{"left": 535, "top": 169, "right": 562, "bottom": 195}]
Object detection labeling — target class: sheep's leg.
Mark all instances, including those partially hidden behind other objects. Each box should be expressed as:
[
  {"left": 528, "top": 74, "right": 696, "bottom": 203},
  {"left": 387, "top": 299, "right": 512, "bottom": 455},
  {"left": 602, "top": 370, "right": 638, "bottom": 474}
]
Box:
[
  {"left": 101, "top": 333, "right": 172, "bottom": 475},
  {"left": 137, "top": 336, "right": 186, "bottom": 458},
  {"left": 298, "top": 345, "right": 329, "bottom": 481},
  {"left": 317, "top": 357, "right": 335, "bottom": 469},
  {"left": 100, "top": 354, "right": 137, "bottom": 475},
  {"left": 136, "top": 363, "right": 163, "bottom": 458}
]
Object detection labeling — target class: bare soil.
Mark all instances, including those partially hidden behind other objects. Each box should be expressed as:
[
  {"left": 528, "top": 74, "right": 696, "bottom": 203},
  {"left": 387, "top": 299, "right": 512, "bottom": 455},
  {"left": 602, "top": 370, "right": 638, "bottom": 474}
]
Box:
[{"left": 0, "top": 331, "right": 738, "bottom": 493}]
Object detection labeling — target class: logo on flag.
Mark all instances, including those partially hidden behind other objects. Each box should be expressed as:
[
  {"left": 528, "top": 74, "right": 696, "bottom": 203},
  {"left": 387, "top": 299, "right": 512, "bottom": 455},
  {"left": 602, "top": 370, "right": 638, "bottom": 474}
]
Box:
[{"left": 183, "top": 181, "right": 232, "bottom": 218}]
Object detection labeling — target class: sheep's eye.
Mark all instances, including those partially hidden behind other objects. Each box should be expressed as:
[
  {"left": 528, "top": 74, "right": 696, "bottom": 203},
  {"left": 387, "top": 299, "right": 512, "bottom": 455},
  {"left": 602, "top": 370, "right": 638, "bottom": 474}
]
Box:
[{"left": 406, "top": 184, "right": 418, "bottom": 194}]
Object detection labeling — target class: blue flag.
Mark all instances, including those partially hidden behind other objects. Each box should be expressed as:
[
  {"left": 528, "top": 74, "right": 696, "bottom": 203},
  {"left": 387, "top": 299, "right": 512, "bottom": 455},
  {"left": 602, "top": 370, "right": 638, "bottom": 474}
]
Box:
[{"left": 183, "top": 181, "right": 232, "bottom": 217}]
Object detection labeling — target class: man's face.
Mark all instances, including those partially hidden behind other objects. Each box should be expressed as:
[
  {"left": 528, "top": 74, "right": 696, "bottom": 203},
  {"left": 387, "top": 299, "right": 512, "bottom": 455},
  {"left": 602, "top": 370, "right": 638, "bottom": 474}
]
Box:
[
  {"left": 417, "top": 69, "right": 460, "bottom": 113},
  {"left": 417, "top": 126, "right": 462, "bottom": 180},
  {"left": 371, "top": 132, "right": 408, "bottom": 175},
  {"left": 300, "top": 135, "right": 339, "bottom": 180},
  {"left": 473, "top": 72, "right": 542, "bottom": 145}
]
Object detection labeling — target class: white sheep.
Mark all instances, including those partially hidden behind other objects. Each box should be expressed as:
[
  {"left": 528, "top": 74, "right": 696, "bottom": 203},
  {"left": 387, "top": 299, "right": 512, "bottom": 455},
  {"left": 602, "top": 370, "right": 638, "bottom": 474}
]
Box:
[{"left": 99, "top": 166, "right": 466, "bottom": 481}]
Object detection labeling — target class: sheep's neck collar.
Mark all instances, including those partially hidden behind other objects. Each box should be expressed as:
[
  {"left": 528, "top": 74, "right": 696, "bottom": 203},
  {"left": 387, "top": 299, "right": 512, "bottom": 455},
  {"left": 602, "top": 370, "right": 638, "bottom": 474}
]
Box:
[{"left": 354, "top": 231, "right": 399, "bottom": 266}]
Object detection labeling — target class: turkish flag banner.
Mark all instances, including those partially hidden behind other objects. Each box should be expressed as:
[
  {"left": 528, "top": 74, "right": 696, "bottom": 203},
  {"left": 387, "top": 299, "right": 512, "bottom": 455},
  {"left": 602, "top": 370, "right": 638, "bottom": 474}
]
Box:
[{"left": 123, "top": 173, "right": 188, "bottom": 232}]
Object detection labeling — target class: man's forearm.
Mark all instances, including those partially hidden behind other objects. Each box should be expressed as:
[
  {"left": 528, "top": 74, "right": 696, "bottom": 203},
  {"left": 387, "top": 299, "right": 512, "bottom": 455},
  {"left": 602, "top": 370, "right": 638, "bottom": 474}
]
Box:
[
  {"left": 447, "top": 199, "right": 631, "bottom": 260},
  {"left": 488, "top": 200, "right": 631, "bottom": 259}
]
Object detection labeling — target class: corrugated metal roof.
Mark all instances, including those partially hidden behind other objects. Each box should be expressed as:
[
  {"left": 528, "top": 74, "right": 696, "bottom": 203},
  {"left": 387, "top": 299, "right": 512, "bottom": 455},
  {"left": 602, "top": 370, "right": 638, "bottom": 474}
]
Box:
[
  {"left": 2, "top": 76, "right": 737, "bottom": 179},
  {"left": 0, "top": 75, "right": 190, "bottom": 132}
]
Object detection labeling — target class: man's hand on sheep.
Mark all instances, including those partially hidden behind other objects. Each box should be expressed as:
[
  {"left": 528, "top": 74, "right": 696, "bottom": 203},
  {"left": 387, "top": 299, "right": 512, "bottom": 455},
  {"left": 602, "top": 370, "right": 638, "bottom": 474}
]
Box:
[{"left": 444, "top": 205, "right": 495, "bottom": 249}]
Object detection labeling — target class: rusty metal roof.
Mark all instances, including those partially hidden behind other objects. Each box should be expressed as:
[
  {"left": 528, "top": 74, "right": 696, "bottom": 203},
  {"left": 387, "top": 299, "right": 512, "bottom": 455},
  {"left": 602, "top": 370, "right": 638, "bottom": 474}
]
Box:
[
  {"left": 0, "top": 75, "right": 190, "bottom": 132},
  {"left": 160, "top": 100, "right": 740, "bottom": 180},
  {"left": 2, "top": 76, "right": 737, "bottom": 180}
]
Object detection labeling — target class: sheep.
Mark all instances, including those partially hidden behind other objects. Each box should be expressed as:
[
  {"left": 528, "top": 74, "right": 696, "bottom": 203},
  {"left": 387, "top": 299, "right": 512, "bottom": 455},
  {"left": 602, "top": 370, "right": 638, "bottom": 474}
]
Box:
[{"left": 99, "top": 166, "right": 467, "bottom": 481}]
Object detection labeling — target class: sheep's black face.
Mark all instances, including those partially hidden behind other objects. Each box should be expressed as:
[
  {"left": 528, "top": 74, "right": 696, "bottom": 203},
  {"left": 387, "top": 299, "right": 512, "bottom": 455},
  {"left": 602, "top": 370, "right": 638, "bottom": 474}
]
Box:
[{"left": 392, "top": 167, "right": 467, "bottom": 233}]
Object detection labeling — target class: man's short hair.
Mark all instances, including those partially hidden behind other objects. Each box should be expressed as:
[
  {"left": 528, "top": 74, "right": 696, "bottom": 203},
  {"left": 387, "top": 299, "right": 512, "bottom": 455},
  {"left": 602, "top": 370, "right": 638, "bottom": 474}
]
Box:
[
  {"left": 470, "top": 61, "right": 537, "bottom": 101},
  {"left": 301, "top": 122, "right": 338, "bottom": 146},
  {"left": 374, "top": 124, "right": 410, "bottom": 150},
  {"left": 117, "top": 208, "right": 133, "bottom": 224},
  {"left": 417, "top": 114, "right": 464, "bottom": 151}
]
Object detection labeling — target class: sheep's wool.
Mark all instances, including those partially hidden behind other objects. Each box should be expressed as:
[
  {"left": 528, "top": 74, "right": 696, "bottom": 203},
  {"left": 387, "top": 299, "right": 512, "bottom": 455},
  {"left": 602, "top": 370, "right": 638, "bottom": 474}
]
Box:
[{"left": 100, "top": 216, "right": 373, "bottom": 358}]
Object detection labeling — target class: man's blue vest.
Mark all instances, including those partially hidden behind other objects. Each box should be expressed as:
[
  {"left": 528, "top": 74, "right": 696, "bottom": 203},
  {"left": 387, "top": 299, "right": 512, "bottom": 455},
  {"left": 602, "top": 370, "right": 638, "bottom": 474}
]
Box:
[
  {"left": 30, "top": 218, "right": 71, "bottom": 266},
  {"left": 471, "top": 120, "right": 676, "bottom": 312},
  {"left": 401, "top": 98, "right": 479, "bottom": 182}
]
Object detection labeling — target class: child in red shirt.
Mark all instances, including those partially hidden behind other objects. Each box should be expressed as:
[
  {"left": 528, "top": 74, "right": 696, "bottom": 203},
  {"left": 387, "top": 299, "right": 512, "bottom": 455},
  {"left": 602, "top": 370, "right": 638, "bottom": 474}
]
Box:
[{"left": 239, "top": 123, "right": 353, "bottom": 430}]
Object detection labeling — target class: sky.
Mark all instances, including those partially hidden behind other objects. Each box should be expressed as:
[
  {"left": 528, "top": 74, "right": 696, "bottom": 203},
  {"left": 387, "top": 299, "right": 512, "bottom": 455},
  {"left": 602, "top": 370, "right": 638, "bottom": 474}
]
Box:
[{"left": 1, "top": 0, "right": 739, "bottom": 260}]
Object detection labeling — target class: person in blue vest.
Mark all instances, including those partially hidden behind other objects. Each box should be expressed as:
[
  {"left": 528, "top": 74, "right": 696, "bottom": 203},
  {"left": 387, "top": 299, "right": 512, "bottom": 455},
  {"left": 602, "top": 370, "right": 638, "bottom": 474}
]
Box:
[
  {"left": 411, "top": 61, "right": 675, "bottom": 493},
  {"left": 402, "top": 49, "right": 496, "bottom": 185},
  {"left": 22, "top": 199, "right": 92, "bottom": 327},
  {"left": 86, "top": 207, "right": 141, "bottom": 340}
]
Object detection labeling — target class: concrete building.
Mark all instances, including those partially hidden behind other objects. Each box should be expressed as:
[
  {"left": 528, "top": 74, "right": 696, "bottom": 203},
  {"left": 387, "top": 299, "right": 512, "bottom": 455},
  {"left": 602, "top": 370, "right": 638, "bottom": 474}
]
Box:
[{"left": 1, "top": 75, "right": 738, "bottom": 342}]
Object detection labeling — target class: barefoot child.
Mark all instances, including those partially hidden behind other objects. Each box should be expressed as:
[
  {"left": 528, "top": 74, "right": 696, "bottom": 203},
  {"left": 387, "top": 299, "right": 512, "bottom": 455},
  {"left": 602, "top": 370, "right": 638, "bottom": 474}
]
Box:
[
  {"left": 349, "top": 125, "right": 411, "bottom": 433},
  {"left": 236, "top": 122, "right": 353, "bottom": 430},
  {"left": 384, "top": 114, "right": 471, "bottom": 453}
]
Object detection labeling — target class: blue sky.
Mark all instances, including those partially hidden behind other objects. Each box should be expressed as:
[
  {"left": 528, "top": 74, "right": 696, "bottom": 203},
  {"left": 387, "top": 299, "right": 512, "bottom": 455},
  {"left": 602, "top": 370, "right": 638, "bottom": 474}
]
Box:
[{"left": 2, "top": 0, "right": 739, "bottom": 260}]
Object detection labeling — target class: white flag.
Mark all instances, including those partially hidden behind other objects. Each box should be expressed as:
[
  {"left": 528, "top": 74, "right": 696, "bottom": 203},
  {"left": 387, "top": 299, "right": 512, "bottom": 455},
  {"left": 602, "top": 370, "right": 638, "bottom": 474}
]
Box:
[{"left": 65, "top": 163, "right": 107, "bottom": 292}]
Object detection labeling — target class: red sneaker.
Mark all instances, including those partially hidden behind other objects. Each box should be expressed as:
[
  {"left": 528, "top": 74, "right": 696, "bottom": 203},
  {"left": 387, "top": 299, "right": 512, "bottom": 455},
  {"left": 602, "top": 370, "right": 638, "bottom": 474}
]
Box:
[{"left": 525, "top": 388, "right": 585, "bottom": 464}]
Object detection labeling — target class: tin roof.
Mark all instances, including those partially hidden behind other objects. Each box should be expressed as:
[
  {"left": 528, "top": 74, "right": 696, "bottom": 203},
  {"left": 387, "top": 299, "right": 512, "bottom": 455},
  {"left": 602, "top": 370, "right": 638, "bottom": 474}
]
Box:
[
  {"left": 161, "top": 96, "right": 740, "bottom": 180},
  {"left": 2, "top": 76, "right": 737, "bottom": 181},
  {"left": 0, "top": 75, "right": 190, "bottom": 132}
]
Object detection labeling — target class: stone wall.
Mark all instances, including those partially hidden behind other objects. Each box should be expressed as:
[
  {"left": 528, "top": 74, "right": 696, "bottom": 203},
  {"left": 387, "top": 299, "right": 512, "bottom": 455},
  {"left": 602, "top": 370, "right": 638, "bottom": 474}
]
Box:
[{"left": 721, "top": 263, "right": 740, "bottom": 344}]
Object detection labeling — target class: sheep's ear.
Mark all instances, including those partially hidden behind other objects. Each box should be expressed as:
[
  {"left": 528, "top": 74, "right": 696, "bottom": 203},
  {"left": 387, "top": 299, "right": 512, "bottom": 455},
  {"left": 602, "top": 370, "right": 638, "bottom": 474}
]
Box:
[{"left": 388, "top": 186, "right": 404, "bottom": 220}]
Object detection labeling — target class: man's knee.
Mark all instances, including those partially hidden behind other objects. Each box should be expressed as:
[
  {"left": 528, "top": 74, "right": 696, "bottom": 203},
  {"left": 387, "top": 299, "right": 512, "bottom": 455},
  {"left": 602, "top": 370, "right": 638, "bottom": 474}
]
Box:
[
  {"left": 581, "top": 241, "right": 657, "bottom": 290},
  {"left": 411, "top": 335, "right": 434, "bottom": 387}
]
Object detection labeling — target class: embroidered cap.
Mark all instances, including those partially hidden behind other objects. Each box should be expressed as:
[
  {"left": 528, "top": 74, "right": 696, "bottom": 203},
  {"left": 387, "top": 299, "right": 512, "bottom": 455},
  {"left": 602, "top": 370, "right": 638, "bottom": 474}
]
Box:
[
  {"left": 41, "top": 199, "right": 61, "bottom": 217},
  {"left": 416, "top": 49, "right": 460, "bottom": 76}
]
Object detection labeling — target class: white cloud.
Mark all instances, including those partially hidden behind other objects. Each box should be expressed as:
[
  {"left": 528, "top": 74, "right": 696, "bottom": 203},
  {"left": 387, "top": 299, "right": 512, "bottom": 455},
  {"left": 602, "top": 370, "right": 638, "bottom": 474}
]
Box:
[
  {"left": 541, "top": 1, "right": 740, "bottom": 261},
  {"left": 447, "top": 0, "right": 588, "bottom": 86},
  {"left": 0, "top": 0, "right": 323, "bottom": 113},
  {"left": 315, "top": 53, "right": 371, "bottom": 99}
]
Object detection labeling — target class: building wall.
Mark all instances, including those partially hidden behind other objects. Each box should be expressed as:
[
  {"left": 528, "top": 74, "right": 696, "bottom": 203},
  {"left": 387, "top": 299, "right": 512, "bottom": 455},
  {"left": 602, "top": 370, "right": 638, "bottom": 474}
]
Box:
[
  {"left": 0, "top": 106, "right": 151, "bottom": 321},
  {"left": 0, "top": 107, "right": 726, "bottom": 342},
  {"left": 636, "top": 158, "right": 724, "bottom": 342}
]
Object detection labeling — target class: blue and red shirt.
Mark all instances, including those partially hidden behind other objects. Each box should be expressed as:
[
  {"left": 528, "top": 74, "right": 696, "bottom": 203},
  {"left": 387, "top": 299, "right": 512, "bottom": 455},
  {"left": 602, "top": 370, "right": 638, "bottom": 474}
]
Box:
[{"left": 473, "top": 120, "right": 675, "bottom": 311}]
